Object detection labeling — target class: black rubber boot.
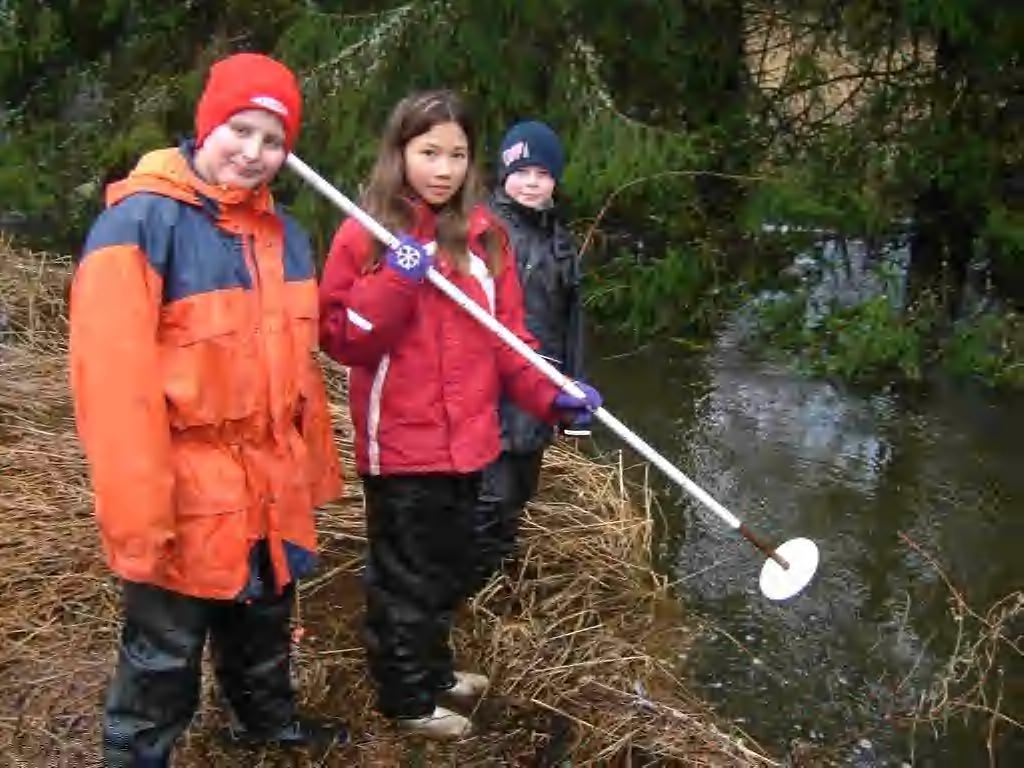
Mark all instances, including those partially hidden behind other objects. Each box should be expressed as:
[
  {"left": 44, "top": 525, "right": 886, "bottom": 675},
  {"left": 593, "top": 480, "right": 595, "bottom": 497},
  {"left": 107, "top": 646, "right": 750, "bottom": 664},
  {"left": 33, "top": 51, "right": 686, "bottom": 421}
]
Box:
[
  {"left": 209, "top": 584, "right": 296, "bottom": 734},
  {"left": 211, "top": 585, "right": 349, "bottom": 753},
  {"left": 474, "top": 449, "right": 543, "bottom": 588},
  {"left": 220, "top": 715, "right": 349, "bottom": 749},
  {"left": 102, "top": 583, "right": 209, "bottom": 768}
]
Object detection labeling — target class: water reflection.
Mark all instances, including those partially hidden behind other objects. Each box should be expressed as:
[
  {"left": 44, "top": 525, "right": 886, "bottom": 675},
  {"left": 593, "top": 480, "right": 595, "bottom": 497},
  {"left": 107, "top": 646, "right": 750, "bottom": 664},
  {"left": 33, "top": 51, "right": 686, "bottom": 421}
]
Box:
[{"left": 587, "top": 327, "right": 1023, "bottom": 764}]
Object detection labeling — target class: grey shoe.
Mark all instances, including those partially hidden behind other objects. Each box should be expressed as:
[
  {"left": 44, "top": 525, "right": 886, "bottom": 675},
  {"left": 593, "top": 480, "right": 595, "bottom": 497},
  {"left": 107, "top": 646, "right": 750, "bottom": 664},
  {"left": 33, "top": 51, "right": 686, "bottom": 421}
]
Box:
[
  {"left": 441, "top": 671, "right": 489, "bottom": 699},
  {"left": 396, "top": 706, "right": 472, "bottom": 740}
]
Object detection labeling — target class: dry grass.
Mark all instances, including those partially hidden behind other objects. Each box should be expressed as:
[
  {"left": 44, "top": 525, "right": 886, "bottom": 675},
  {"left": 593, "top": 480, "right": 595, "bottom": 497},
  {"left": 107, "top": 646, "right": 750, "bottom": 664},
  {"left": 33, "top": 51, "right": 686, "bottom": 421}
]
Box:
[
  {"left": 0, "top": 235, "right": 773, "bottom": 766},
  {"left": 895, "top": 533, "right": 1023, "bottom": 767}
]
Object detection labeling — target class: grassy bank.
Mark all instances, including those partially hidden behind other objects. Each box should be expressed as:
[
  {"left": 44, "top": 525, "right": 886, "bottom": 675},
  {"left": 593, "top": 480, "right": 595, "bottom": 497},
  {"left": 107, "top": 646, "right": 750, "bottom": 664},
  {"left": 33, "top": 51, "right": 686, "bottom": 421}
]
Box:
[{"left": 0, "top": 237, "right": 773, "bottom": 766}]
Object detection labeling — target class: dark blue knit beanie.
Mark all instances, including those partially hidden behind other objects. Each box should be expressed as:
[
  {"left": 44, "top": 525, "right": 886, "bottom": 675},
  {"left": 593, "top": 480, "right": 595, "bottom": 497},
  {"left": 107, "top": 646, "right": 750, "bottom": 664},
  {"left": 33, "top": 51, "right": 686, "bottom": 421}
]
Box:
[{"left": 498, "top": 120, "right": 565, "bottom": 183}]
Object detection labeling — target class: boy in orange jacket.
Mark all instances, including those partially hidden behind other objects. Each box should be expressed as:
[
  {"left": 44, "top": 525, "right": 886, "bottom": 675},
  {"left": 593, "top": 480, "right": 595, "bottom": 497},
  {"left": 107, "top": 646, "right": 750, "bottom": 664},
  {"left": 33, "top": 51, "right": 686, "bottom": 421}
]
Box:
[{"left": 71, "top": 53, "right": 346, "bottom": 765}]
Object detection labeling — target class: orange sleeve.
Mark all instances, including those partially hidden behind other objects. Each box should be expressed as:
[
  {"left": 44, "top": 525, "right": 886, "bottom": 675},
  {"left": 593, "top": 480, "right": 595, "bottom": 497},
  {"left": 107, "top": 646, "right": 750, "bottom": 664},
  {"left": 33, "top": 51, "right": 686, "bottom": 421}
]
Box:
[
  {"left": 300, "top": 358, "right": 343, "bottom": 508},
  {"left": 69, "top": 244, "right": 175, "bottom": 582}
]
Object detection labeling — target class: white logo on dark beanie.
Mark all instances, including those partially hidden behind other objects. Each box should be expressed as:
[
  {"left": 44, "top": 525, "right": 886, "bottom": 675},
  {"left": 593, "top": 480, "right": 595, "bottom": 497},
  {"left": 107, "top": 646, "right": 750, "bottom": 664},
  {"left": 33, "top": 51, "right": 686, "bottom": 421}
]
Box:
[
  {"left": 502, "top": 141, "right": 531, "bottom": 168},
  {"left": 250, "top": 95, "right": 289, "bottom": 116}
]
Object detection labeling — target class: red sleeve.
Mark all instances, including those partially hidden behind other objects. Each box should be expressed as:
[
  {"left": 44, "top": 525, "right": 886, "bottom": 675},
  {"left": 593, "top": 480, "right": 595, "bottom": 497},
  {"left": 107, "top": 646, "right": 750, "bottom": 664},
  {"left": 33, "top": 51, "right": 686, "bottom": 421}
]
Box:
[
  {"left": 70, "top": 243, "right": 175, "bottom": 582},
  {"left": 318, "top": 218, "right": 421, "bottom": 368}
]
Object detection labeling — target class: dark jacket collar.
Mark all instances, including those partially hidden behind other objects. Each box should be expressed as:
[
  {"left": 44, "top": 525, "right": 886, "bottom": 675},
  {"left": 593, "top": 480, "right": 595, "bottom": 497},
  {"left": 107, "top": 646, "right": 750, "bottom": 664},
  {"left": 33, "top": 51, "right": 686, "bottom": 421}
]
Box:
[{"left": 489, "top": 188, "right": 557, "bottom": 231}]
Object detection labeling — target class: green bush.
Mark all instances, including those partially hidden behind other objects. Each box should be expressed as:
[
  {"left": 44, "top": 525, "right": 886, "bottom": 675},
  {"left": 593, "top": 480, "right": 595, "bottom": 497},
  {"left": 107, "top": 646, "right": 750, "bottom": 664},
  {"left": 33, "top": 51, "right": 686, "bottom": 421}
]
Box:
[
  {"left": 811, "top": 296, "right": 926, "bottom": 382},
  {"left": 943, "top": 312, "right": 1024, "bottom": 389},
  {"left": 753, "top": 291, "right": 930, "bottom": 383},
  {"left": 585, "top": 244, "right": 723, "bottom": 337},
  {"left": 754, "top": 288, "right": 1024, "bottom": 390}
]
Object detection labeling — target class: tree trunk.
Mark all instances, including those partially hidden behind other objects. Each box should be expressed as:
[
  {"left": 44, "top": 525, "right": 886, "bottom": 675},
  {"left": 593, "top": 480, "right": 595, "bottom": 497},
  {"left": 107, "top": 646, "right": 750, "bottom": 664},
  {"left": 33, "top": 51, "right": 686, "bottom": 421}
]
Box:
[{"left": 908, "top": 27, "right": 982, "bottom": 319}]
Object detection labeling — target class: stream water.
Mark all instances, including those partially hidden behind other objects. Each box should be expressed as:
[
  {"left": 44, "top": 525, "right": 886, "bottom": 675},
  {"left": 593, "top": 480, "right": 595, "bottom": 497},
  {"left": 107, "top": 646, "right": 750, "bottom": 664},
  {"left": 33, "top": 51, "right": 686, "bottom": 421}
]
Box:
[{"left": 587, "top": 313, "right": 1022, "bottom": 765}]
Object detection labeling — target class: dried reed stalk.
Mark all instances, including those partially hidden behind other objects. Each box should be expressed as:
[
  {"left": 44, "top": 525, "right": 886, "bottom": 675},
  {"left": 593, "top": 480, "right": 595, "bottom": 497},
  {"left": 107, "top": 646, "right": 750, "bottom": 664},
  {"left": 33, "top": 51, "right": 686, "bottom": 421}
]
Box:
[{"left": 895, "top": 532, "right": 1022, "bottom": 766}]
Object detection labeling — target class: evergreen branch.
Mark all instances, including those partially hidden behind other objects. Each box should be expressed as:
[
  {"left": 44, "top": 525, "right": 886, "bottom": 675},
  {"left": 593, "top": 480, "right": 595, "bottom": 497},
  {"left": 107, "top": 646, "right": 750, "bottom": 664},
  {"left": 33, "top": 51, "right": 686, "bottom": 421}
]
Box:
[{"left": 576, "top": 169, "right": 767, "bottom": 262}]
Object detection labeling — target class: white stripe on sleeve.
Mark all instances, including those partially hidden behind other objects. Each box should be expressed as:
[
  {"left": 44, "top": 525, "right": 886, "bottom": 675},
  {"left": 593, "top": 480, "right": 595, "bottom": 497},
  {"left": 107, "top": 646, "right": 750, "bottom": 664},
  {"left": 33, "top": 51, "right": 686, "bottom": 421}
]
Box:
[{"left": 346, "top": 308, "right": 374, "bottom": 332}]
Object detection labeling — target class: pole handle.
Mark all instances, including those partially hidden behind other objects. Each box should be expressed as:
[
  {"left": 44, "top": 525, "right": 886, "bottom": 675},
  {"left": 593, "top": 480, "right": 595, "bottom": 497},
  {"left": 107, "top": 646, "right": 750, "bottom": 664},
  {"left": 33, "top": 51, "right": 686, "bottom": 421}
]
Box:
[{"left": 739, "top": 524, "right": 790, "bottom": 569}]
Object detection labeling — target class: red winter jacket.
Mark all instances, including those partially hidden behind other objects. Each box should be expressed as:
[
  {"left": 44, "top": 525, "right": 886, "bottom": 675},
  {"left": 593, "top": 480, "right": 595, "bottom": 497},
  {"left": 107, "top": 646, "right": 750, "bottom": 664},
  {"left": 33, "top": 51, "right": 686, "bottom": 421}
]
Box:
[{"left": 319, "top": 202, "right": 559, "bottom": 475}]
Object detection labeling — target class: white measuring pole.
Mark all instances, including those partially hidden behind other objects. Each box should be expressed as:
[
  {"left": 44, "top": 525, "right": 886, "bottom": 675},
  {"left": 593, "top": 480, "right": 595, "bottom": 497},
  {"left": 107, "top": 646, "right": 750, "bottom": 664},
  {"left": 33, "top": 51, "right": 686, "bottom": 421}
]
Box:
[{"left": 288, "top": 153, "right": 746, "bottom": 534}]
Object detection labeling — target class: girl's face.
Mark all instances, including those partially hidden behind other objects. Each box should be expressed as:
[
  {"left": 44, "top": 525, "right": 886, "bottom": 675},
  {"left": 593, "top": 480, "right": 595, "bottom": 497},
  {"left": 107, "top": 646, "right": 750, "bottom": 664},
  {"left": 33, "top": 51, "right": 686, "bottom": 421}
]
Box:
[
  {"left": 403, "top": 121, "right": 469, "bottom": 206},
  {"left": 503, "top": 166, "right": 556, "bottom": 210},
  {"left": 194, "top": 109, "right": 287, "bottom": 189}
]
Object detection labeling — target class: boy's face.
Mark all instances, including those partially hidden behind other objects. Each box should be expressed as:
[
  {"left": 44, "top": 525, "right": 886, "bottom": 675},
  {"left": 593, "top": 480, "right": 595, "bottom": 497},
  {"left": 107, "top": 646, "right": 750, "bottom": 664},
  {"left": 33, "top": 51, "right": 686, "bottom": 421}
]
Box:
[
  {"left": 194, "top": 109, "right": 287, "bottom": 189},
  {"left": 504, "top": 166, "right": 556, "bottom": 210}
]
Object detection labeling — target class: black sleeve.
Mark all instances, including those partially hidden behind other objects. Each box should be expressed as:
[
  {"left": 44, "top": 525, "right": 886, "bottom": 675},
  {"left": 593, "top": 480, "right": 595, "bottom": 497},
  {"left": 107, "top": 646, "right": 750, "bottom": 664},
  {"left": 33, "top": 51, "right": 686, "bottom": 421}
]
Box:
[{"left": 561, "top": 226, "right": 585, "bottom": 380}]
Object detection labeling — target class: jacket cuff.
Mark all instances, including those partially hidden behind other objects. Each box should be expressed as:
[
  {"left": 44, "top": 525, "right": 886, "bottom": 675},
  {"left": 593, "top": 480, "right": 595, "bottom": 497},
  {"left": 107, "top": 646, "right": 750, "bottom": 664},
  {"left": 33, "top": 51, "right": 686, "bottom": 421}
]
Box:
[{"left": 107, "top": 533, "right": 173, "bottom": 583}]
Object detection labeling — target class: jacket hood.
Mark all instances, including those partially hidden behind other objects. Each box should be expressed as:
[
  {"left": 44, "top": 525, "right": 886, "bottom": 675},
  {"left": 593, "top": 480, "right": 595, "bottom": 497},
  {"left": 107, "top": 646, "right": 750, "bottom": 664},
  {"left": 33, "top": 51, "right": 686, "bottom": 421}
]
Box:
[{"left": 106, "top": 143, "right": 275, "bottom": 214}]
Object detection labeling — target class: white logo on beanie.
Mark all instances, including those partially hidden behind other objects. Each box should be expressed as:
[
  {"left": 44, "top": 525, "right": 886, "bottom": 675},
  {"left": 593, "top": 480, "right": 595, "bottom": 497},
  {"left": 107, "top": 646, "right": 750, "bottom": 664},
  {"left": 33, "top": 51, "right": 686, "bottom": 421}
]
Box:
[
  {"left": 502, "top": 141, "right": 530, "bottom": 168},
  {"left": 250, "top": 95, "right": 289, "bottom": 116}
]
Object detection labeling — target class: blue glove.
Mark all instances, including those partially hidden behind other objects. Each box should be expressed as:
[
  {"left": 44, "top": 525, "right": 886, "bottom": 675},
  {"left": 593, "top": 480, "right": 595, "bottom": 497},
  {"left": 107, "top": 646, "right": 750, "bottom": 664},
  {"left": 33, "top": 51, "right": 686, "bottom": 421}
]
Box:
[
  {"left": 552, "top": 380, "right": 602, "bottom": 423},
  {"left": 385, "top": 234, "right": 432, "bottom": 282}
]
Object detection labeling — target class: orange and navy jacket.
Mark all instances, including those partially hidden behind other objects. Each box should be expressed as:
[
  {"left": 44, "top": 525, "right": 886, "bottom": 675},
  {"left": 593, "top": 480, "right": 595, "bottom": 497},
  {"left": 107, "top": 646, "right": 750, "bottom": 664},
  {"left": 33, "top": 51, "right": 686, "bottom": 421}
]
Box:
[
  {"left": 319, "top": 200, "right": 559, "bottom": 476},
  {"left": 70, "top": 144, "right": 341, "bottom": 600}
]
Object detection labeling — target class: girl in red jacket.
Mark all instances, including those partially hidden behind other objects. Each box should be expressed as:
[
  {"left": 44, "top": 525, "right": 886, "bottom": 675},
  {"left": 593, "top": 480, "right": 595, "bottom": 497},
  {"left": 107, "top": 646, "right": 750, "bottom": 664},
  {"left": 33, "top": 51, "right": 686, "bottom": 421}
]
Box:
[{"left": 319, "top": 90, "right": 600, "bottom": 738}]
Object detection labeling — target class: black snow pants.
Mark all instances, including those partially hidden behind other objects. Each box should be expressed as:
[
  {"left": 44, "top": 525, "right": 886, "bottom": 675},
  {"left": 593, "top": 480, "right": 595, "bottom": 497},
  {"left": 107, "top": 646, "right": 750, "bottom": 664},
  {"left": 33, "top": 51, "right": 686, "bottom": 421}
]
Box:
[
  {"left": 474, "top": 449, "right": 544, "bottom": 584},
  {"left": 102, "top": 576, "right": 295, "bottom": 767},
  {"left": 361, "top": 473, "right": 481, "bottom": 719}
]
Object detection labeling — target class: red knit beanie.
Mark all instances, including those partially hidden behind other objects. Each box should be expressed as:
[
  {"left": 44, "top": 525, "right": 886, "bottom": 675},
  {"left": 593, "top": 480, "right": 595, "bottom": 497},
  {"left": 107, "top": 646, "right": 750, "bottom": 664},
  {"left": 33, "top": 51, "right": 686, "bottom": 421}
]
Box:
[{"left": 195, "top": 53, "right": 302, "bottom": 150}]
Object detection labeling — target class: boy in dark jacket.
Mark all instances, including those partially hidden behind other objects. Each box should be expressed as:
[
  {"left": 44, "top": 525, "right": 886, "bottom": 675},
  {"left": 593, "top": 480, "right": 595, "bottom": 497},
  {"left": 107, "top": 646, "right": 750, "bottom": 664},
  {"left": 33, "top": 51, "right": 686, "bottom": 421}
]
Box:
[{"left": 476, "top": 120, "right": 587, "bottom": 581}]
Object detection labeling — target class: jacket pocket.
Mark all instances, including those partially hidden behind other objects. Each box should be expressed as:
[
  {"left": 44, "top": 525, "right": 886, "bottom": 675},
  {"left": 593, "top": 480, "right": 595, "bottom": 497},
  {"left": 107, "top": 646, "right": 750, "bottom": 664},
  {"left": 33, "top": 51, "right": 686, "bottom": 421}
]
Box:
[
  {"left": 171, "top": 437, "right": 249, "bottom": 515},
  {"left": 159, "top": 290, "right": 263, "bottom": 427},
  {"left": 169, "top": 438, "right": 249, "bottom": 582}
]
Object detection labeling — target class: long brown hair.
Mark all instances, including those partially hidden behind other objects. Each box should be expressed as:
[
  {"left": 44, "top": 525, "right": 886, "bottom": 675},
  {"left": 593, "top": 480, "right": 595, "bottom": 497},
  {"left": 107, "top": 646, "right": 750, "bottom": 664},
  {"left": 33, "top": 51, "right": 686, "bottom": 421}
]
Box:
[{"left": 362, "top": 90, "right": 502, "bottom": 273}]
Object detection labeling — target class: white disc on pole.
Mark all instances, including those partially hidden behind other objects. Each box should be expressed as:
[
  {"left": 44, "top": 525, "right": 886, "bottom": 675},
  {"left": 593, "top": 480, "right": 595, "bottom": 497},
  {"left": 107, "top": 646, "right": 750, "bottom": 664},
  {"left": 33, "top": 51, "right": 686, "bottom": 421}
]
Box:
[{"left": 759, "top": 537, "right": 819, "bottom": 601}]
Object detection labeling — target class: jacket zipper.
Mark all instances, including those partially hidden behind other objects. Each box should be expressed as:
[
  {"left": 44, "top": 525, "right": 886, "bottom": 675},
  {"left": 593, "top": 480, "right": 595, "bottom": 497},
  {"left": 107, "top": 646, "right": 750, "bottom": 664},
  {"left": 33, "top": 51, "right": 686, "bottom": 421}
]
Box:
[{"left": 244, "top": 233, "right": 261, "bottom": 295}]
